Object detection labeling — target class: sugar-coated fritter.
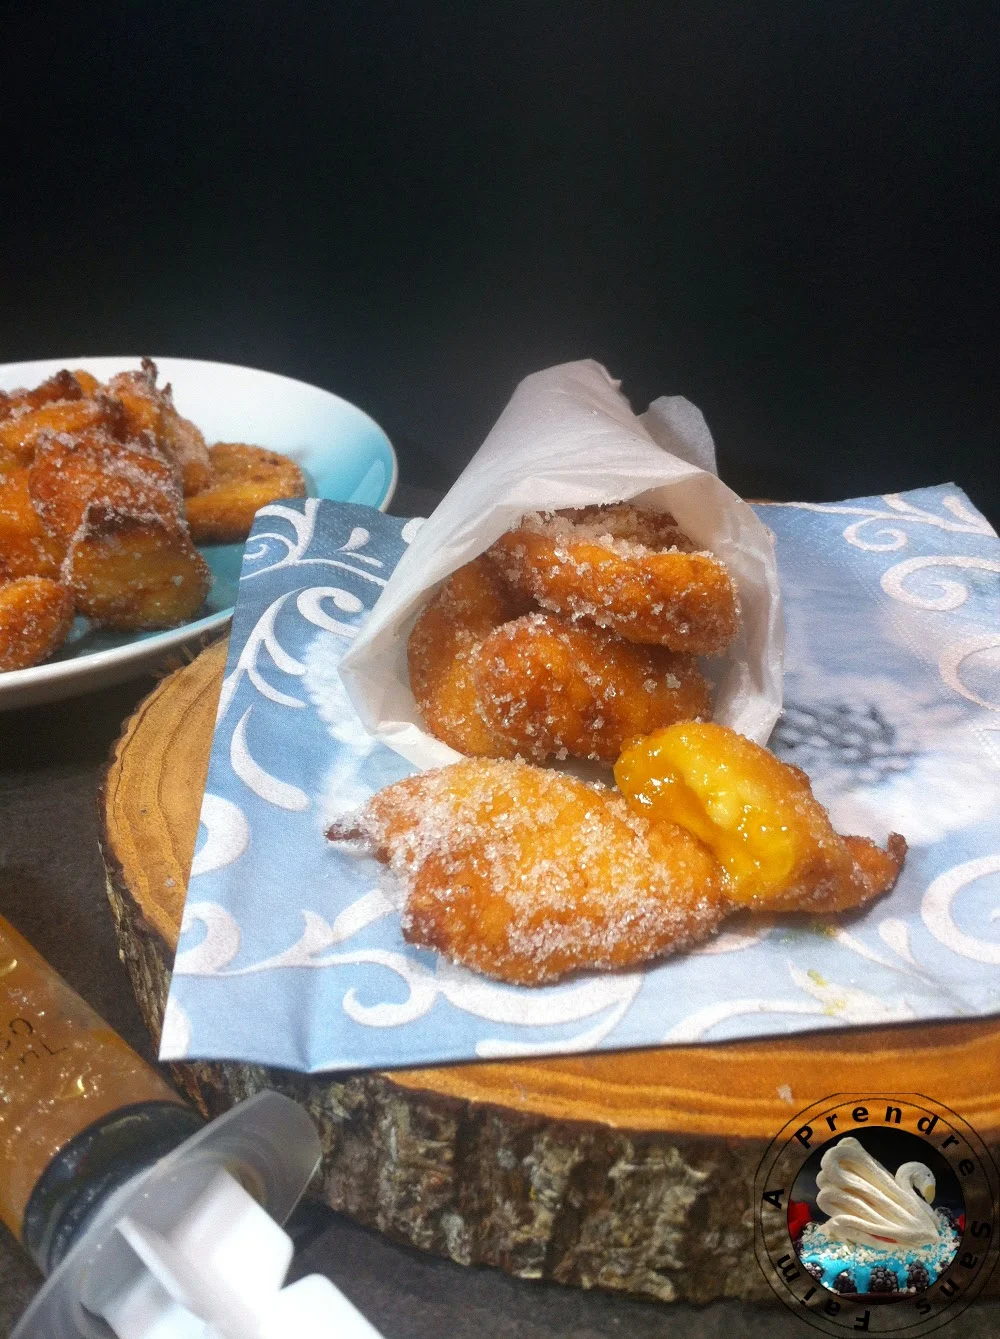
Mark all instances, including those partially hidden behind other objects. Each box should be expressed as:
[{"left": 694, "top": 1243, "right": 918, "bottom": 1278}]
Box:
[
  {"left": 0, "top": 395, "right": 125, "bottom": 472},
  {"left": 555, "top": 502, "right": 692, "bottom": 551},
  {"left": 63, "top": 503, "right": 212, "bottom": 630},
  {"left": 107, "top": 359, "right": 213, "bottom": 496},
  {"left": 0, "top": 369, "right": 83, "bottom": 425},
  {"left": 329, "top": 757, "right": 730, "bottom": 985},
  {"left": 473, "top": 611, "right": 711, "bottom": 762},
  {"left": 407, "top": 556, "right": 534, "bottom": 757},
  {"left": 184, "top": 442, "right": 307, "bottom": 544},
  {"left": 487, "top": 504, "right": 739, "bottom": 654},
  {"left": 0, "top": 358, "right": 313, "bottom": 669},
  {"left": 0, "top": 468, "right": 66, "bottom": 579},
  {"left": 0, "top": 577, "right": 74, "bottom": 671},
  {"left": 615, "top": 721, "right": 906, "bottom": 914},
  {"left": 29, "top": 428, "right": 182, "bottom": 543},
  {"left": 70, "top": 370, "right": 102, "bottom": 396}
]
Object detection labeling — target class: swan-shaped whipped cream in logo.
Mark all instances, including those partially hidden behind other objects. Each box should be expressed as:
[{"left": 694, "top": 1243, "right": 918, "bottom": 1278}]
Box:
[{"left": 815, "top": 1136, "right": 942, "bottom": 1249}]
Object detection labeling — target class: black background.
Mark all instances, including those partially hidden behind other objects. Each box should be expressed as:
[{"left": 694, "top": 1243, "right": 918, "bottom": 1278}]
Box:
[{"left": 2, "top": 2, "right": 997, "bottom": 518}]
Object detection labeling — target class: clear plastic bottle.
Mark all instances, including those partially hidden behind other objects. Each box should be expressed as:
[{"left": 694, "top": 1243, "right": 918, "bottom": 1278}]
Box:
[
  {"left": 0, "top": 913, "right": 201, "bottom": 1271},
  {"left": 1, "top": 911, "right": 372, "bottom": 1338}
]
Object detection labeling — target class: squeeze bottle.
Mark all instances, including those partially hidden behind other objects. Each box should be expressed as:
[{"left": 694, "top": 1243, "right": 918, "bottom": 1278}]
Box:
[{"left": 1, "top": 913, "right": 381, "bottom": 1338}]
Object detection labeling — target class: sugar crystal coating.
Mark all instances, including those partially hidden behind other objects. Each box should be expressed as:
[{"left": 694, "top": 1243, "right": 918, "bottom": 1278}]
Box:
[
  {"left": 473, "top": 611, "right": 712, "bottom": 762},
  {"left": 407, "top": 556, "right": 534, "bottom": 757},
  {"left": 0, "top": 359, "right": 230, "bottom": 656},
  {"left": 330, "top": 756, "right": 730, "bottom": 985},
  {"left": 29, "top": 427, "right": 183, "bottom": 543},
  {"left": 486, "top": 503, "right": 740, "bottom": 653},
  {"left": 185, "top": 443, "right": 306, "bottom": 544},
  {"left": 0, "top": 577, "right": 74, "bottom": 671},
  {"left": 107, "top": 358, "right": 213, "bottom": 496}
]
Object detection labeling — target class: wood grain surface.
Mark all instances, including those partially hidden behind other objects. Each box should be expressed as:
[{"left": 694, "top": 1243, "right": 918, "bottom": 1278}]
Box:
[{"left": 99, "top": 642, "right": 1000, "bottom": 1303}]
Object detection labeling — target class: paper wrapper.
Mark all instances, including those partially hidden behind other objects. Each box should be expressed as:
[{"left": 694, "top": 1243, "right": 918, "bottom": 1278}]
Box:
[{"left": 340, "top": 359, "right": 784, "bottom": 766}]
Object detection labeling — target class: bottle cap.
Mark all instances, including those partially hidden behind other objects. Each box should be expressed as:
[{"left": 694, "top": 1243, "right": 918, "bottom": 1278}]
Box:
[{"left": 14, "top": 1092, "right": 381, "bottom": 1339}]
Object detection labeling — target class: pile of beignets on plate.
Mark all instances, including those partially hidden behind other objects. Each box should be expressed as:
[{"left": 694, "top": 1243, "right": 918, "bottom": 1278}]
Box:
[{"left": 0, "top": 360, "right": 305, "bottom": 671}]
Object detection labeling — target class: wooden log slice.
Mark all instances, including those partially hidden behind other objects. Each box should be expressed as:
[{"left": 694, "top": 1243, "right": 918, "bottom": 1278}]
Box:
[{"left": 100, "top": 641, "right": 1000, "bottom": 1305}]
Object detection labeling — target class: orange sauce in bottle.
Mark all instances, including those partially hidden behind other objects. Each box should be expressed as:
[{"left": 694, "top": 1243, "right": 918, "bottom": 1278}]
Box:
[{"left": 0, "top": 914, "right": 186, "bottom": 1242}]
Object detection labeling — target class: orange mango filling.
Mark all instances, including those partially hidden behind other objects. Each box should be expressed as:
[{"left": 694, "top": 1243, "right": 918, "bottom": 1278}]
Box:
[{"left": 615, "top": 721, "right": 804, "bottom": 903}]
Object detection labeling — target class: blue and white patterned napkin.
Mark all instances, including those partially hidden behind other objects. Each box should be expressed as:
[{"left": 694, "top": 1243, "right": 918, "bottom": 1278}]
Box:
[{"left": 161, "top": 485, "right": 1000, "bottom": 1070}]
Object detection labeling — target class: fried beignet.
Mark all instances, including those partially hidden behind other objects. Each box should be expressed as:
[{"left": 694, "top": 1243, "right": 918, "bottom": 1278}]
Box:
[
  {"left": 0, "top": 395, "right": 125, "bottom": 471},
  {"left": 615, "top": 721, "right": 906, "bottom": 914},
  {"left": 0, "top": 369, "right": 83, "bottom": 424},
  {"left": 184, "top": 442, "right": 307, "bottom": 544},
  {"left": 407, "top": 556, "right": 534, "bottom": 757},
  {"left": 107, "top": 359, "right": 213, "bottom": 496},
  {"left": 63, "top": 503, "right": 211, "bottom": 630},
  {"left": 487, "top": 504, "right": 739, "bottom": 654},
  {"left": 553, "top": 502, "right": 692, "bottom": 551},
  {"left": 71, "top": 369, "right": 102, "bottom": 396},
  {"left": 472, "top": 612, "right": 711, "bottom": 762},
  {"left": 29, "top": 429, "right": 182, "bottom": 543},
  {"left": 0, "top": 577, "right": 74, "bottom": 671},
  {"left": 0, "top": 468, "right": 66, "bottom": 579},
  {"left": 330, "top": 758, "right": 729, "bottom": 985}
]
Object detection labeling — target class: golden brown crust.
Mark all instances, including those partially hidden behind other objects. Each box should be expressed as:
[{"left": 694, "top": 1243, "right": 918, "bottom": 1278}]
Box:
[
  {"left": 333, "top": 758, "right": 730, "bottom": 985},
  {"left": 107, "top": 359, "right": 214, "bottom": 497},
  {"left": 0, "top": 468, "right": 66, "bottom": 579},
  {"left": 556, "top": 503, "right": 692, "bottom": 551},
  {"left": 0, "top": 368, "right": 83, "bottom": 424},
  {"left": 337, "top": 724, "right": 907, "bottom": 986},
  {"left": 839, "top": 832, "right": 909, "bottom": 911},
  {"left": 184, "top": 442, "right": 307, "bottom": 543},
  {"left": 408, "top": 543, "right": 715, "bottom": 763},
  {"left": 0, "top": 577, "right": 74, "bottom": 671},
  {"left": 63, "top": 504, "right": 211, "bottom": 631},
  {"left": 472, "top": 612, "right": 712, "bottom": 762},
  {"left": 0, "top": 395, "right": 126, "bottom": 470},
  {"left": 29, "top": 429, "right": 182, "bottom": 543},
  {"left": 487, "top": 505, "right": 740, "bottom": 653},
  {"left": 406, "top": 557, "right": 534, "bottom": 757},
  {"left": 71, "top": 369, "right": 102, "bottom": 396},
  {"left": 0, "top": 360, "right": 310, "bottom": 664}
]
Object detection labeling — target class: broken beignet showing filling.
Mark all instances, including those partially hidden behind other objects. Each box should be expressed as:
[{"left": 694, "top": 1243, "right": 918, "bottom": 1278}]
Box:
[
  {"left": 350, "top": 503, "right": 906, "bottom": 987},
  {"left": 330, "top": 726, "right": 905, "bottom": 985},
  {"left": 615, "top": 721, "right": 906, "bottom": 915}
]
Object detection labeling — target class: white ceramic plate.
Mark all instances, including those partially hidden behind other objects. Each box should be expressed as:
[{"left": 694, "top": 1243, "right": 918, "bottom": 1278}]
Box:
[{"left": 0, "top": 356, "right": 397, "bottom": 709}]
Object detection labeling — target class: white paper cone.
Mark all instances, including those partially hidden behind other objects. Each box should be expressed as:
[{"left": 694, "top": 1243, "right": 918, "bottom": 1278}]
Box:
[{"left": 339, "top": 360, "right": 784, "bottom": 768}]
